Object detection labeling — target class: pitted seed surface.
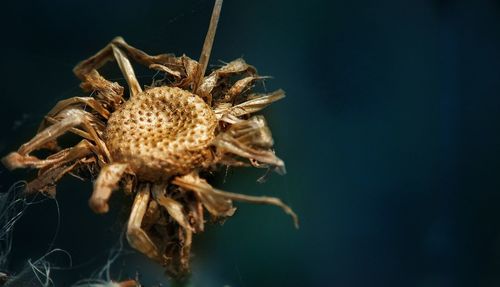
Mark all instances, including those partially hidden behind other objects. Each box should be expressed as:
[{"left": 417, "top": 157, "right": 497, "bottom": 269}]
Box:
[{"left": 104, "top": 86, "right": 217, "bottom": 180}]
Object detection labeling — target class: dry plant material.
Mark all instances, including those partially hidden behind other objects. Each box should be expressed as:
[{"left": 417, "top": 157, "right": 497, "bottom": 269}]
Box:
[{"left": 2, "top": 0, "right": 297, "bottom": 278}]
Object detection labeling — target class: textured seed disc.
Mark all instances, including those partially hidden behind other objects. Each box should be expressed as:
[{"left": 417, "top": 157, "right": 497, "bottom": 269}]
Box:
[{"left": 104, "top": 86, "right": 217, "bottom": 180}]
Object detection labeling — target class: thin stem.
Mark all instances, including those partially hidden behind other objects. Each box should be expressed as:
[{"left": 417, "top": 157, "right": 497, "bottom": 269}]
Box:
[{"left": 193, "top": 0, "right": 223, "bottom": 93}]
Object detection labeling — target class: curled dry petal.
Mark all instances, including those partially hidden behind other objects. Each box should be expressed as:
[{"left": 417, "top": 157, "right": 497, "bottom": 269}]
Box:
[
  {"left": 219, "top": 89, "right": 286, "bottom": 118},
  {"left": 212, "top": 116, "right": 285, "bottom": 173},
  {"left": 172, "top": 174, "right": 236, "bottom": 218},
  {"left": 173, "top": 173, "right": 298, "bottom": 228},
  {"left": 80, "top": 70, "right": 124, "bottom": 109},
  {"left": 152, "top": 184, "right": 193, "bottom": 232},
  {"left": 90, "top": 163, "right": 129, "bottom": 213}
]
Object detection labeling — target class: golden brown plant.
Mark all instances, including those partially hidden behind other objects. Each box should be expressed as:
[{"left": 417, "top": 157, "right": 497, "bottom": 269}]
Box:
[{"left": 2, "top": 0, "right": 297, "bottom": 277}]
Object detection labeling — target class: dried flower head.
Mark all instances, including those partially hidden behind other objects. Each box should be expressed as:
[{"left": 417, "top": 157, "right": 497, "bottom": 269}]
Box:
[{"left": 2, "top": 0, "right": 297, "bottom": 277}]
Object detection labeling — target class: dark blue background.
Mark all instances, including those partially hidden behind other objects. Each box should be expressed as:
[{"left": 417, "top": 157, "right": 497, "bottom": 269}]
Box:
[{"left": 1, "top": 0, "right": 500, "bottom": 286}]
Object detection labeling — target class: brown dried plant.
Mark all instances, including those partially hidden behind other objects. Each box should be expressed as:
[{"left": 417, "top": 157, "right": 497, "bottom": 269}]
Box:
[{"left": 2, "top": 0, "right": 298, "bottom": 277}]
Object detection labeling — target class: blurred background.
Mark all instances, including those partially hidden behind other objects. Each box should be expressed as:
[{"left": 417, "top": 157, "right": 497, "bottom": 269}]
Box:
[{"left": 0, "top": 0, "right": 500, "bottom": 286}]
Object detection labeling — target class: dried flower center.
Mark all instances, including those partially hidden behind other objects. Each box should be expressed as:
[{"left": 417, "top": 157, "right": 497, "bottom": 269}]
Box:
[{"left": 104, "top": 86, "right": 217, "bottom": 180}]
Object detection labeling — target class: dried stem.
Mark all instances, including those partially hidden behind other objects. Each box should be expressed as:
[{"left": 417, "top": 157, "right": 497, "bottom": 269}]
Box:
[{"left": 194, "top": 0, "right": 223, "bottom": 93}]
